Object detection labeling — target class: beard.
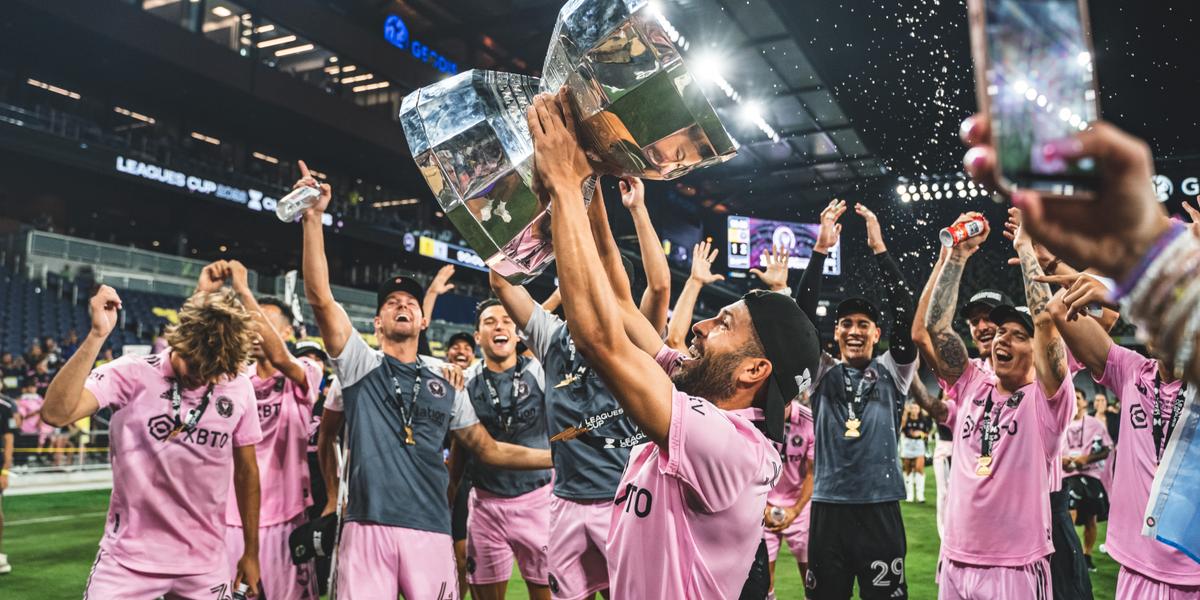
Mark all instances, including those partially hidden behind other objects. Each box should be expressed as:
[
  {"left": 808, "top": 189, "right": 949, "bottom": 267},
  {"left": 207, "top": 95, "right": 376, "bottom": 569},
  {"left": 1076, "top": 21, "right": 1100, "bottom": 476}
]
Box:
[{"left": 671, "top": 350, "right": 745, "bottom": 403}]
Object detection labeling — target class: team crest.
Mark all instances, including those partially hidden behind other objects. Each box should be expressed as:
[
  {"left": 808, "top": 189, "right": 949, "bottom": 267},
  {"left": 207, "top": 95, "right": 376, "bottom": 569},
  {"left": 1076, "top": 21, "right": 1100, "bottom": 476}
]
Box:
[
  {"left": 864, "top": 368, "right": 878, "bottom": 383},
  {"left": 1006, "top": 390, "right": 1025, "bottom": 408},
  {"left": 548, "top": 574, "right": 560, "bottom": 594},
  {"left": 791, "top": 434, "right": 803, "bottom": 448},
  {"left": 217, "top": 397, "right": 234, "bottom": 418},
  {"left": 274, "top": 377, "right": 286, "bottom": 392},
  {"left": 427, "top": 379, "right": 447, "bottom": 398},
  {"left": 517, "top": 381, "right": 530, "bottom": 399}
]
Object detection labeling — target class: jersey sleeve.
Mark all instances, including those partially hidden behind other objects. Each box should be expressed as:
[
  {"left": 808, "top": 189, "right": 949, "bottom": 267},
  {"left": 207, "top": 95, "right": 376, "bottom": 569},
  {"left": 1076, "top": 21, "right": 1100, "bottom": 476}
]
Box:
[
  {"left": 1094, "top": 344, "right": 1146, "bottom": 392},
  {"left": 878, "top": 350, "right": 917, "bottom": 396},
  {"left": 654, "top": 345, "right": 686, "bottom": 377},
  {"left": 331, "top": 334, "right": 382, "bottom": 389},
  {"left": 1037, "top": 374, "right": 1076, "bottom": 458},
  {"left": 295, "top": 358, "right": 324, "bottom": 406},
  {"left": 323, "top": 377, "right": 343, "bottom": 413},
  {"left": 232, "top": 378, "right": 264, "bottom": 447},
  {"left": 449, "top": 386, "right": 480, "bottom": 431},
  {"left": 525, "top": 359, "right": 547, "bottom": 392},
  {"left": 83, "top": 356, "right": 138, "bottom": 411},
  {"left": 658, "top": 389, "right": 776, "bottom": 513},
  {"left": 519, "top": 305, "right": 564, "bottom": 363}
]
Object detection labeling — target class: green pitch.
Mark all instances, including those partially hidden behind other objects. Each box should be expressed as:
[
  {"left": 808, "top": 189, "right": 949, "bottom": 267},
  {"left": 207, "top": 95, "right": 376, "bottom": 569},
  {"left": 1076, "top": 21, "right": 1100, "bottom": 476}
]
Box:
[{"left": 0, "top": 476, "right": 1120, "bottom": 598}]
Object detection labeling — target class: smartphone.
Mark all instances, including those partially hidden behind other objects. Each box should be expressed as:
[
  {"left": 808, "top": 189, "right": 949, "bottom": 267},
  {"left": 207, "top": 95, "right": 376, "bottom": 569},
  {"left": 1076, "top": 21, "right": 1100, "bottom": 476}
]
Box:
[{"left": 968, "top": 0, "right": 1101, "bottom": 198}]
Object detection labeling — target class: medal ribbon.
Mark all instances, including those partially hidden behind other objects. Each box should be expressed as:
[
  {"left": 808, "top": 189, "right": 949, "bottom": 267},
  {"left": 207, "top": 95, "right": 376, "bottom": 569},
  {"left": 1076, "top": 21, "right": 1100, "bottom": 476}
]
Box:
[
  {"left": 168, "top": 380, "right": 213, "bottom": 438},
  {"left": 383, "top": 361, "right": 422, "bottom": 444},
  {"left": 1153, "top": 374, "right": 1188, "bottom": 464},
  {"left": 483, "top": 358, "right": 525, "bottom": 433}
]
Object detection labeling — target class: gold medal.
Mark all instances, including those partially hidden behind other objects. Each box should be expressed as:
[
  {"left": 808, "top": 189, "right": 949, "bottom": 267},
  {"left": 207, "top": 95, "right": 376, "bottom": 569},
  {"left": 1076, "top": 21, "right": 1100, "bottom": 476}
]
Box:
[
  {"left": 976, "top": 455, "right": 993, "bottom": 477},
  {"left": 551, "top": 425, "right": 589, "bottom": 442},
  {"left": 555, "top": 374, "right": 578, "bottom": 389},
  {"left": 404, "top": 425, "right": 416, "bottom": 446},
  {"left": 844, "top": 418, "right": 862, "bottom": 439}
]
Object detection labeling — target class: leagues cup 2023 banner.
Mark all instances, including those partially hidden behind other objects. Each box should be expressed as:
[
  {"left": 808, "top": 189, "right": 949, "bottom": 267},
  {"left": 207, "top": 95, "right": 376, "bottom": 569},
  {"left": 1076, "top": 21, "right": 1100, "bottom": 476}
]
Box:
[{"left": 400, "top": 0, "right": 738, "bottom": 283}]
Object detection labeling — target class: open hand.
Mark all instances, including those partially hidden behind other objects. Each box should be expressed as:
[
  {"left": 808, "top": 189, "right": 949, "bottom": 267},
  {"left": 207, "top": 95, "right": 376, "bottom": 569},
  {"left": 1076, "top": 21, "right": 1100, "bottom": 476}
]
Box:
[
  {"left": 689, "top": 240, "right": 724, "bottom": 285},
  {"left": 814, "top": 199, "right": 847, "bottom": 253},
  {"left": 528, "top": 90, "right": 592, "bottom": 200},
  {"left": 429, "top": 265, "right": 456, "bottom": 296},
  {"left": 855, "top": 203, "right": 886, "bottom": 254},
  {"left": 749, "top": 245, "right": 790, "bottom": 291}
]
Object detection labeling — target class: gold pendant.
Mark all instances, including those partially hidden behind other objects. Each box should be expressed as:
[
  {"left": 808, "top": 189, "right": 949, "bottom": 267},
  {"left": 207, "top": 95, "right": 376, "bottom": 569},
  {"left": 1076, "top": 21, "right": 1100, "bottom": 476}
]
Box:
[
  {"left": 976, "top": 455, "right": 993, "bottom": 477},
  {"left": 404, "top": 425, "right": 416, "bottom": 446},
  {"left": 844, "top": 418, "right": 862, "bottom": 439},
  {"left": 554, "top": 374, "right": 578, "bottom": 389},
  {"left": 167, "top": 425, "right": 184, "bottom": 441},
  {"left": 551, "top": 425, "right": 589, "bottom": 442}
]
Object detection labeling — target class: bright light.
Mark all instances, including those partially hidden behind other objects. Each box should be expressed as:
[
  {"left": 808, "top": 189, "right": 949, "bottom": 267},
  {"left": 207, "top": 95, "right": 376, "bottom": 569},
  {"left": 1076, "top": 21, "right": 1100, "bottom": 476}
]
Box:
[
  {"left": 741, "top": 101, "right": 763, "bottom": 123},
  {"left": 691, "top": 52, "right": 725, "bottom": 83},
  {"left": 211, "top": 6, "right": 232, "bottom": 17},
  {"left": 958, "top": 190, "right": 968, "bottom": 198},
  {"left": 955, "top": 180, "right": 965, "bottom": 190},
  {"left": 190, "top": 131, "right": 220, "bottom": 145},
  {"left": 901, "top": 193, "right": 912, "bottom": 203},
  {"left": 895, "top": 185, "right": 907, "bottom": 195},
  {"left": 257, "top": 34, "right": 296, "bottom": 48},
  {"left": 114, "top": 106, "right": 156, "bottom": 124},
  {"left": 353, "top": 81, "right": 391, "bottom": 93},
  {"left": 934, "top": 191, "right": 943, "bottom": 200},
  {"left": 1013, "top": 80, "right": 1029, "bottom": 94},
  {"left": 1024, "top": 88, "right": 1038, "bottom": 101},
  {"left": 340, "top": 73, "right": 374, "bottom": 84},
  {"left": 275, "top": 44, "right": 315, "bottom": 57},
  {"left": 254, "top": 24, "right": 275, "bottom": 34},
  {"left": 908, "top": 185, "right": 917, "bottom": 194},
  {"left": 1036, "top": 94, "right": 1048, "bottom": 107},
  {"left": 1059, "top": 108, "right": 1072, "bottom": 121},
  {"left": 1069, "top": 114, "right": 1082, "bottom": 127},
  {"left": 919, "top": 184, "right": 928, "bottom": 193},
  {"left": 252, "top": 151, "right": 279, "bottom": 164},
  {"left": 1077, "top": 51, "right": 1091, "bottom": 66},
  {"left": 27, "top": 78, "right": 80, "bottom": 100},
  {"left": 969, "top": 188, "right": 979, "bottom": 197}
]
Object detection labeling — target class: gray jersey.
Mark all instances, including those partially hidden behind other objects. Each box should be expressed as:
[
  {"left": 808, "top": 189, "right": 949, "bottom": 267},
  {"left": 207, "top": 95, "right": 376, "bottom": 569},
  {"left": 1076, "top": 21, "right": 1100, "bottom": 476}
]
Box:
[
  {"left": 522, "top": 305, "right": 639, "bottom": 501},
  {"left": 332, "top": 334, "right": 478, "bottom": 534},
  {"left": 810, "top": 351, "right": 916, "bottom": 504},
  {"left": 464, "top": 357, "right": 553, "bottom": 497}
]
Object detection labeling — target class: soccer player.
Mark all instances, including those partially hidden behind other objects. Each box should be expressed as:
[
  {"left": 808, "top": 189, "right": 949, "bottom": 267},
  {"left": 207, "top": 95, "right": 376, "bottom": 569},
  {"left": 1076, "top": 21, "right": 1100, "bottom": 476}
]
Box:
[
  {"left": 457, "top": 299, "right": 553, "bottom": 600},
  {"left": 445, "top": 332, "right": 478, "bottom": 370},
  {"left": 790, "top": 199, "right": 918, "bottom": 600},
  {"left": 0, "top": 388, "right": 12, "bottom": 574},
  {"left": 525, "top": 90, "right": 820, "bottom": 599},
  {"left": 296, "top": 161, "right": 552, "bottom": 600},
  {"left": 899, "top": 402, "right": 932, "bottom": 503},
  {"left": 762, "top": 397, "right": 815, "bottom": 599},
  {"left": 1041, "top": 270, "right": 1200, "bottom": 597},
  {"left": 43, "top": 282, "right": 264, "bottom": 598},
  {"left": 1060, "top": 390, "right": 1112, "bottom": 572},
  {"left": 218, "top": 261, "right": 323, "bottom": 600},
  {"left": 924, "top": 213, "right": 1073, "bottom": 600}
]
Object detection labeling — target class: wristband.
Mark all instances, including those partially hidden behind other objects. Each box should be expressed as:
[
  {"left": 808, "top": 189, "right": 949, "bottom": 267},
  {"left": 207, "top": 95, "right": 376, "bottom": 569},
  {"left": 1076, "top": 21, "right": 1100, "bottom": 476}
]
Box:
[{"left": 1114, "top": 222, "right": 1187, "bottom": 301}]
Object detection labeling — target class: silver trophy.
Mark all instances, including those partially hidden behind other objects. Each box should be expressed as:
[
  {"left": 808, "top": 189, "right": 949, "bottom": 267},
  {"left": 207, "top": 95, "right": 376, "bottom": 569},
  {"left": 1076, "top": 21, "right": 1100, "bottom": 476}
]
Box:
[{"left": 400, "top": 0, "right": 737, "bottom": 283}]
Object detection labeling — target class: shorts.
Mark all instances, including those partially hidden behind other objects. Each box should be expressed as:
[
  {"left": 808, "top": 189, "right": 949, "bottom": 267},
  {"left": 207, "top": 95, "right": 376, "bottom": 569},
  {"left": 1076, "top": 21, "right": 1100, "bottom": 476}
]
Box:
[
  {"left": 1117, "top": 565, "right": 1200, "bottom": 599},
  {"left": 807, "top": 501, "right": 907, "bottom": 599},
  {"left": 226, "top": 514, "right": 318, "bottom": 600},
  {"left": 336, "top": 522, "right": 457, "bottom": 600},
  {"left": 84, "top": 548, "right": 234, "bottom": 600},
  {"left": 452, "top": 479, "right": 472, "bottom": 543},
  {"left": 1049, "top": 490, "right": 1093, "bottom": 600},
  {"left": 937, "top": 557, "right": 1051, "bottom": 600},
  {"left": 466, "top": 484, "right": 552, "bottom": 586},
  {"left": 763, "top": 502, "right": 812, "bottom": 563},
  {"left": 899, "top": 437, "right": 926, "bottom": 460},
  {"left": 548, "top": 496, "right": 612, "bottom": 600},
  {"left": 1064, "top": 475, "right": 1110, "bottom": 524}
]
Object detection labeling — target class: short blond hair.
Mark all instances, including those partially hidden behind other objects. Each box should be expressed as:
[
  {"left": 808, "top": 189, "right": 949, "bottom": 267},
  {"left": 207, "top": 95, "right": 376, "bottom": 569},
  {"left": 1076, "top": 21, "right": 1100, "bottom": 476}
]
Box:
[{"left": 166, "top": 289, "right": 255, "bottom": 383}]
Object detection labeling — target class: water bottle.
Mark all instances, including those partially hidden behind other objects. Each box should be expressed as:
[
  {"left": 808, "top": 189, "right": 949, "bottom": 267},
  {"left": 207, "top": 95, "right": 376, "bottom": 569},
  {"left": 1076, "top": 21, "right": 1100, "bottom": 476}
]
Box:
[
  {"left": 276, "top": 185, "right": 323, "bottom": 222},
  {"left": 768, "top": 506, "right": 787, "bottom": 525},
  {"left": 232, "top": 583, "right": 250, "bottom": 600}
]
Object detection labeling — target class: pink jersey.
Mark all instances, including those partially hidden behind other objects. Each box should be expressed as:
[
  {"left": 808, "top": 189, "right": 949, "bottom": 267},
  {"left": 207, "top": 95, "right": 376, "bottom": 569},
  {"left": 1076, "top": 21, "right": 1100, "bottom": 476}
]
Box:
[
  {"left": 1095, "top": 345, "right": 1200, "bottom": 585},
  {"left": 226, "top": 358, "right": 322, "bottom": 527},
  {"left": 939, "top": 360, "right": 1074, "bottom": 566},
  {"left": 16, "top": 393, "right": 52, "bottom": 436},
  {"left": 1060, "top": 414, "right": 1112, "bottom": 480},
  {"left": 767, "top": 400, "right": 814, "bottom": 507},
  {"left": 605, "top": 347, "right": 781, "bottom": 599},
  {"left": 84, "top": 351, "right": 262, "bottom": 575}
]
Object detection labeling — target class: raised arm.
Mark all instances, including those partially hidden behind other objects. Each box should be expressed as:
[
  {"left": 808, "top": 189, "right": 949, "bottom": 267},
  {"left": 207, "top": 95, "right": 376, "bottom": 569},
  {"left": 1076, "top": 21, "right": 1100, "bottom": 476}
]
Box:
[
  {"left": 620, "top": 177, "right": 671, "bottom": 333},
  {"left": 42, "top": 286, "right": 117, "bottom": 426},
  {"left": 422, "top": 265, "right": 456, "bottom": 328},
  {"left": 488, "top": 271, "right": 538, "bottom": 332},
  {"left": 1042, "top": 276, "right": 1114, "bottom": 378},
  {"left": 587, "top": 181, "right": 670, "bottom": 357},
  {"left": 228, "top": 261, "right": 309, "bottom": 390},
  {"left": 297, "top": 161, "right": 354, "bottom": 357},
  {"left": 666, "top": 240, "right": 723, "bottom": 352},
  {"left": 1010, "top": 209, "right": 1068, "bottom": 396},
  {"left": 540, "top": 288, "right": 562, "bottom": 314},
  {"left": 925, "top": 213, "right": 988, "bottom": 388},
  {"left": 913, "top": 247, "right": 950, "bottom": 367},
  {"left": 796, "top": 200, "right": 846, "bottom": 322},
  {"left": 859, "top": 203, "right": 917, "bottom": 364},
  {"left": 531, "top": 90, "right": 674, "bottom": 445}
]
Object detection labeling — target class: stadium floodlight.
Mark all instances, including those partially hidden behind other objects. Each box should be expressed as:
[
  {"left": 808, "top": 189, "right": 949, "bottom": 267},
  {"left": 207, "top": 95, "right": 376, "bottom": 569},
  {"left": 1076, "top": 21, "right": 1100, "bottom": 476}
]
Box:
[
  {"left": 276, "top": 44, "right": 315, "bottom": 57},
  {"left": 257, "top": 35, "right": 297, "bottom": 48},
  {"left": 901, "top": 193, "right": 912, "bottom": 203},
  {"left": 895, "top": 184, "right": 907, "bottom": 196},
  {"left": 353, "top": 81, "right": 391, "bottom": 93},
  {"left": 252, "top": 151, "right": 279, "bottom": 164},
  {"left": 27, "top": 78, "right": 81, "bottom": 100},
  {"left": 340, "top": 73, "right": 374, "bottom": 84},
  {"left": 211, "top": 6, "right": 232, "bottom": 17}
]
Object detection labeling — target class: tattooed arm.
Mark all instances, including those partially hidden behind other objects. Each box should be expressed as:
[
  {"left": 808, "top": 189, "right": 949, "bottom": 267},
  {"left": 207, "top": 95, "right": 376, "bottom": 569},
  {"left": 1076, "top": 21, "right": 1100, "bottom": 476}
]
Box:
[
  {"left": 909, "top": 377, "right": 949, "bottom": 425},
  {"left": 1012, "top": 208, "right": 1068, "bottom": 397},
  {"left": 924, "top": 213, "right": 990, "bottom": 388}
]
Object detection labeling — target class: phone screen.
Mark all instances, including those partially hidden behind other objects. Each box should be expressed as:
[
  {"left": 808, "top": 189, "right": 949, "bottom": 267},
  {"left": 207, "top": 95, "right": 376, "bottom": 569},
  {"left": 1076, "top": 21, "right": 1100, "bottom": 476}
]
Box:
[{"left": 985, "top": 0, "right": 1099, "bottom": 195}]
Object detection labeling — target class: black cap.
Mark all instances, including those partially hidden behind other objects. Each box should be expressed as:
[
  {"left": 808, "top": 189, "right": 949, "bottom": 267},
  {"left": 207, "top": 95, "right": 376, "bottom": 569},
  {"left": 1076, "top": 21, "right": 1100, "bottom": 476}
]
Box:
[
  {"left": 743, "top": 290, "right": 821, "bottom": 443},
  {"left": 293, "top": 340, "right": 328, "bottom": 362},
  {"left": 376, "top": 275, "right": 425, "bottom": 315},
  {"left": 446, "top": 331, "right": 476, "bottom": 350},
  {"left": 288, "top": 513, "right": 338, "bottom": 564},
  {"left": 960, "top": 289, "right": 1014, "bottom": 320},
  {"left": 835, "top": 297, "right": 880, "bottom": 324},
  {"left": 989, "top": 304, "right": 1034, "bottom": 335}
]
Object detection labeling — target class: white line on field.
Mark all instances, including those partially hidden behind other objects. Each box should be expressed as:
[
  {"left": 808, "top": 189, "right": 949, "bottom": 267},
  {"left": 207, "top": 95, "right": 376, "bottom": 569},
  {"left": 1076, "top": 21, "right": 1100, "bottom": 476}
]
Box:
[{"left": 6, "top": 511, "right": 108, "bottom": 526}]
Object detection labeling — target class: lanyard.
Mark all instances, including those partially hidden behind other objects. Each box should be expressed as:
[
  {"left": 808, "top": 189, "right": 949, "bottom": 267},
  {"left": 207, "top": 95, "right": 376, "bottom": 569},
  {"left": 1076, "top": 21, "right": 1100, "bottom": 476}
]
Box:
[
  {"left": 483, "top": 359, "right": 525, "bottom": 433},
  {"left": 1153, "top": 373, "right": 1187, "bottom": 464},
  {"left": 383, "top": 360, "right": 422, "bottom": 444},
  {"left": 840, "top": 365, "right": 868, "bottom": 419},
  {"left": 168, "top": 380, "right": 213, "bottom": 439},
  {"left": 978, "top": 394, "right": 1006, "bottom": 459}
]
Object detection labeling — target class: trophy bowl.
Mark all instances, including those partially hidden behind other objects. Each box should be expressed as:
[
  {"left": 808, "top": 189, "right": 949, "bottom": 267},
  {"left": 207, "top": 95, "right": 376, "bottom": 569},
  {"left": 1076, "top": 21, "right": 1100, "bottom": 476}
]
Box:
[{"left": 400, "top": 0, "right": 737, "bottom": 283}]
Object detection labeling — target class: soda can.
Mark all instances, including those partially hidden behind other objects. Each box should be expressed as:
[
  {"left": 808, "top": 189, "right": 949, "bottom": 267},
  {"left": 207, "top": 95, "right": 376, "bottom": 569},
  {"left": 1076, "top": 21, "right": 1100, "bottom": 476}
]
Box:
[{"left": 939, "top": 215, "right": 988, "bottom": 248}]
